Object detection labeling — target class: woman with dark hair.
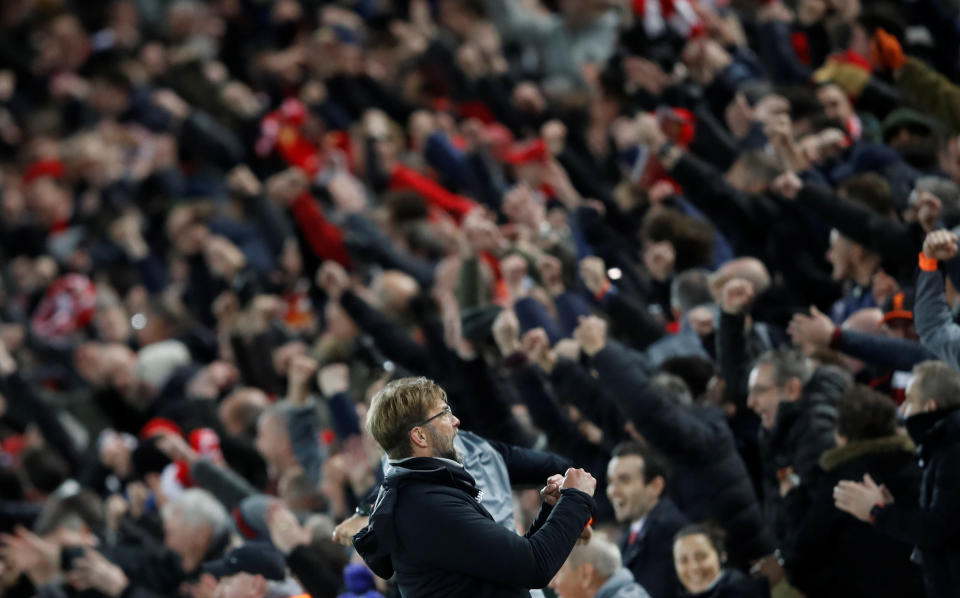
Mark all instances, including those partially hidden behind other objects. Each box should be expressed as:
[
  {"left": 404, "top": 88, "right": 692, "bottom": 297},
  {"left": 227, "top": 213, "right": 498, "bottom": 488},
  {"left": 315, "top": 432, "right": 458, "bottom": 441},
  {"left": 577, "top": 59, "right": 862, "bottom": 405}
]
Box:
[{"left": 672, "top": 524, "right": 770, "bottom": 598}]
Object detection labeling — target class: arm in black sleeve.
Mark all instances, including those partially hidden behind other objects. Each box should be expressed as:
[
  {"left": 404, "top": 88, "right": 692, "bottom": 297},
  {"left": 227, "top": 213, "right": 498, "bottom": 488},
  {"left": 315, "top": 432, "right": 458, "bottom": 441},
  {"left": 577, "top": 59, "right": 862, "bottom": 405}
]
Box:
[
  {"left": 718, "top": 312, "right": 751, "bottom": 413},
  {"left": 451, "top": 356, "right": 533, "bottom": 447},
  {"left": 342, "top": 213, "right": 436, "bottom": 288},
  {"left": 504, "top": 364, "right": 592, "bottom": 456},
  {"left": 590, "top": 342, "right": 717, "bottom": 459},
  {"left": 549, "top": 357, "right": 628, "bottom": 444},
  {"left": 338, "top": 289, "right": 432, "bottom": 375},
  {"left": 2, "top": 372, "right": 81, "bottom": 470},
  {"left": 484, "top": 437, "right": 573, "bottom": 487},
  {"left": 396, "top": 487, "right": 595, "bottom": 588},
  {"left": 795, "top": 183, "right": 917, "bottom": 268},
  {"left": 668, "top": 153, "right": 773, "bottom": 258},
  {"left": 832, "top": 331, "right": 935, "bottom": 372}
]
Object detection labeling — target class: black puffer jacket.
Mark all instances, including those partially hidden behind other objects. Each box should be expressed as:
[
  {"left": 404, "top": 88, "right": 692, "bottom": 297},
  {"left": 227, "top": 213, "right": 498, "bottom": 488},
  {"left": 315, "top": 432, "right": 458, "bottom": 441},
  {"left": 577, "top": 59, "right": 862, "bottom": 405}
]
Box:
[
  {"left": 781, "top": 435, "right": 923, "bottom": 597},
  {"left": 592, "top": 342, "right": 776, "bottom": 568},
  {"left": 873, "top": 406, "right": 960, "bottom": 598},
  {"left": 760, "top": 366, "right": 846, "bottom": 540}
]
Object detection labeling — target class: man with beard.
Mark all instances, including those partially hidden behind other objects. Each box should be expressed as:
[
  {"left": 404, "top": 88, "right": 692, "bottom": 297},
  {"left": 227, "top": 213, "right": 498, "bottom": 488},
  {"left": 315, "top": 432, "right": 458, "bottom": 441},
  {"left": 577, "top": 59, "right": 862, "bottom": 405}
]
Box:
[{"left": 354, "top": 377, "right": 597, "bottom": 597}]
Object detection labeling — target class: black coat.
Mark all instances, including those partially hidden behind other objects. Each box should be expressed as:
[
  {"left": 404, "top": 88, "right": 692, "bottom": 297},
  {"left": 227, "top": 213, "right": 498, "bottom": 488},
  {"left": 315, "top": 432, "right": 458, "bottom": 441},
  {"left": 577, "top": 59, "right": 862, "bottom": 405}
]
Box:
[
  {"left": 354, "top": 457, "right": 595, "bottom": 597},
  {"left": 874, "top": 406, "right": 960, "bottom": 598},
  {"left": 592, "top": 343, "right": 776, "bottom": 568},
  {"left": 760, "top": 367, "right": 845, "bottom": 541},
  {"left": 679, "top": 570, "right": 770, "bottom": 598},
  {"left": 619, "top": 498, "right": 688, "bottom": 598},
  {"left": 782, "top": 435, "right": 923, "bottom": 597}
]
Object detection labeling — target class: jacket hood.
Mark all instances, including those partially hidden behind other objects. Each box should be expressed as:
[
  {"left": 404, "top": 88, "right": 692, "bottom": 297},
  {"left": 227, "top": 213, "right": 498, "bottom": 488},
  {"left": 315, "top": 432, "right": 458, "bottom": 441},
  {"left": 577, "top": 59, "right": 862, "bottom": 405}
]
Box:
[
  {"left": 353, "top": 457, "right": 481, "bottom": 580},
  {"left": 818, "top": 434, "right": 915, "bottom": 472},
  {"left": 768, "top": 366, "right": 843, "bottom": 444},
  {"left": 596, "top": 569, "right": 650, "bottom": 598}
]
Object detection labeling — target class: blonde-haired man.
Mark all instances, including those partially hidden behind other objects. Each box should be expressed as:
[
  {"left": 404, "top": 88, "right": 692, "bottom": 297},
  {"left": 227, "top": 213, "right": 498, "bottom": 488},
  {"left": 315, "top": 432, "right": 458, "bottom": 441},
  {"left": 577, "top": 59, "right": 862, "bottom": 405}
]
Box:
[{"left": 355, "top": 377, "right": 598, "bottom": 597}]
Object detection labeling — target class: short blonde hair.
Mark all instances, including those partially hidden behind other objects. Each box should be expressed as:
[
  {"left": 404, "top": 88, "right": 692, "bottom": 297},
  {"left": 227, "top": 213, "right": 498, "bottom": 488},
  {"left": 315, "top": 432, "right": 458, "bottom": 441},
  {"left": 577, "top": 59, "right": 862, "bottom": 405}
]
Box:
[{"left": 366, "top": 377, "right": 447, "bottom": 458}]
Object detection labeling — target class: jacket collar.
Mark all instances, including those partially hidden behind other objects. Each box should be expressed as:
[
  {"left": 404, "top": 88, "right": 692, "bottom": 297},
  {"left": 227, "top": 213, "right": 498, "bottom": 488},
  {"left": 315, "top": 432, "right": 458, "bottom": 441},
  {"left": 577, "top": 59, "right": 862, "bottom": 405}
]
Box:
[
  {"left": 818, "top": 435, "right": 915, "bottom": 472},
  {"left": 905, "top": 405, "right": 960, "bottom": 459}
]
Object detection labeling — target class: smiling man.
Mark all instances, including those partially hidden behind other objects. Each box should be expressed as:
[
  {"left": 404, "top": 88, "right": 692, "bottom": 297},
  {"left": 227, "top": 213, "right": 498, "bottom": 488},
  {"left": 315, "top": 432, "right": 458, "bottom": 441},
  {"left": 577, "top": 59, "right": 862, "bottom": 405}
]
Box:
[
  {"left": 354, "top": 377, "right": 597, "bottom": 597},
  {"left": 746, "top": 349, "right": 845, "bottom": 542},
  {"left": 606, "top": 442, "right": 686, "bottom": 598}
]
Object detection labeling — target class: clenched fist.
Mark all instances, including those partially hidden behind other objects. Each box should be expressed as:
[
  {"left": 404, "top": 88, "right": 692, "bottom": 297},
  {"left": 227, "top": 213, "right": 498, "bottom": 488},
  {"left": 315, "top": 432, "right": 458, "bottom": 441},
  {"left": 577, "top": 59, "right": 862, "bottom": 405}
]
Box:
[
  {"left": 721, "top": 278, "right": 755, "bottom": 315},
  {"left": 923, "top": 230, "right": 959, "bottom": 262},
  {"left": 560, "top": 468, "right": 597, "bottom": 496}
]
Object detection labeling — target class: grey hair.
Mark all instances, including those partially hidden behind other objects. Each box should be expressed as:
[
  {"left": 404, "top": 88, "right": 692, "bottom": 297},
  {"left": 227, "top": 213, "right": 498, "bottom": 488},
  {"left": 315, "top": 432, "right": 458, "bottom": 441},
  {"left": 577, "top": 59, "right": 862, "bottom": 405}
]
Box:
[
  {"left": 915, "top": 177, "right": 960, "bottom": 213},
  {"left": 670, "top": 269, "right": 713, "bottom": 314},
  {"left": 754, "top": 349, "right": 813, "bottom": 387},
  {"left": 162, "top": 489, "right": 230, "bottom": 544},
  {"left": 566, "top": 535, "right": 622, "bottom": 580},
  {"left": 912, "top": 361, "right": 960, "bottom": 409}
]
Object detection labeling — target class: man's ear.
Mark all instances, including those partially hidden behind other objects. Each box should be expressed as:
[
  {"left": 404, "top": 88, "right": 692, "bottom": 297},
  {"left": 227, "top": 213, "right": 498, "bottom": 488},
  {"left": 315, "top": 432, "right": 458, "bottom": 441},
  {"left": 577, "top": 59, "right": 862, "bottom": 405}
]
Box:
[
  {"left": 409, "top": 427, "right": 429, "bottom": 449},
  {"left": 649, "top": 475, "right": 666, "bottom": 499},
  {"left": 785, "top": 377, "right": 803, "bottom": 401},
  {"left": 579, "top": 563, "right": 597, "bottom": 589}
]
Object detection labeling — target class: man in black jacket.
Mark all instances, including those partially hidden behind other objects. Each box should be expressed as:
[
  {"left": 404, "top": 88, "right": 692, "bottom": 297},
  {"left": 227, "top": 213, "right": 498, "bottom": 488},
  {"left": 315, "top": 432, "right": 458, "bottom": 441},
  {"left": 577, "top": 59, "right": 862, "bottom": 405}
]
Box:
[
  {"left": 746, "top": 348, "right": 845, "bottom": 541},
  {"left": 354, "top": 376, "right": 597, "bottom": 597},
  {"left": 835, "top": 360, "right": 960, "bottom": 598},
  {"left": 607, "top": 442, "right": 687, "bottom": 598}
]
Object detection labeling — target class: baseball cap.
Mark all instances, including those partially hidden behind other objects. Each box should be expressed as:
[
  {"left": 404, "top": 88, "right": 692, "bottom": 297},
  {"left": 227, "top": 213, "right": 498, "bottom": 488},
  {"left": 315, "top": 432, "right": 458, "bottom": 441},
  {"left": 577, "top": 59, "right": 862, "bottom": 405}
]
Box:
[{"left": 202, "top": 544, "right": 286, "bottom": 581}]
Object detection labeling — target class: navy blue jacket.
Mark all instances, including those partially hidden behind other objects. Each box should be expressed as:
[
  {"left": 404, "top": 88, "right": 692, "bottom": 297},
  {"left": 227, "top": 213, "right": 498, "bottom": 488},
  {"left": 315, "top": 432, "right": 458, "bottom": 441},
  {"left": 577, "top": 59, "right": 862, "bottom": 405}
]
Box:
[{"left": 619, "top": 498, "right": 688, "bottom": 598}]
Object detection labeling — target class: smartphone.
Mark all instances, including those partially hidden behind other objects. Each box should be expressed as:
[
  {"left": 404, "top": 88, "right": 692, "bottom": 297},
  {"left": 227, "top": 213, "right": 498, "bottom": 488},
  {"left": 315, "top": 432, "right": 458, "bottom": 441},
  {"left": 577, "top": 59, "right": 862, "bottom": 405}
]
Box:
[{"left": 61, "top": 546, "right": 86, "bottom": 571}]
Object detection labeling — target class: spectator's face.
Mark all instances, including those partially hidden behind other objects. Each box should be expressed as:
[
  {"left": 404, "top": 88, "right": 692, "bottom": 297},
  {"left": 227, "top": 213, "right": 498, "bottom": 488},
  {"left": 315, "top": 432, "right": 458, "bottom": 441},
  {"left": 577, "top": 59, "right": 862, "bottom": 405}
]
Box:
[
  {"left": 219, "top": 388, "right": 268, "bottom": 437},
  {"left": 825, "top": 229, "right": 854, "bottom": 281},
  {"left": 747, "top": 364, "right": 789, "bottom": 429},
  {"left": 673, "top": 533, "right": 722, "bottom": 594},
  {"left": 901, "top": 377, "right": 937, "bottom": 420},
  {"left": 606, "top": 455, "right": 660, "bottom": 523},
  {"left": 817, "top": 85, "right": 853, "bottom": 123},
  {"left": 89, "top": 80, "right": 129, "bottom": 118},
  {"left": 548, "top": 559, "right": 589, "bottom": 598},
  {"left": 163, "top": 509, "right": 210, "bottom": 564}
]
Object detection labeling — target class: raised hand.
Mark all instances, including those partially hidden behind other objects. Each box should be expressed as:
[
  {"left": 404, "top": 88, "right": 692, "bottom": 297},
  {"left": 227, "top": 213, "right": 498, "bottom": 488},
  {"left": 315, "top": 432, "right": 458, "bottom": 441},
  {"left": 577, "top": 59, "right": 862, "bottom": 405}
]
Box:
[
  {"left": 721, "top": 278, "right": 756, "bottom": 315},
  {"left": 539, "top": 474, "right": 565, "bottom": 506},
  {"left": 787, "top": 306, "right": 835, "bottom": 349},
  {"left": 923, "top": 229, "right": 959, "bottom": 261},
  {"left": 560, "top": 468, "right": 597, "bottom": 496}
]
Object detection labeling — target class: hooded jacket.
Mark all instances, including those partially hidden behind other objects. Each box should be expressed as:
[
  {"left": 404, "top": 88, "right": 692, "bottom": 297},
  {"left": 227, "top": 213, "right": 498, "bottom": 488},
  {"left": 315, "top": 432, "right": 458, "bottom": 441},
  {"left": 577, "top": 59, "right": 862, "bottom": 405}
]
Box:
[
  {"left": 354, "top": 456, "right": 594, "bottom": 597},
  {"left": 872, "top": 406, "right": 960, "bottom": 598}
]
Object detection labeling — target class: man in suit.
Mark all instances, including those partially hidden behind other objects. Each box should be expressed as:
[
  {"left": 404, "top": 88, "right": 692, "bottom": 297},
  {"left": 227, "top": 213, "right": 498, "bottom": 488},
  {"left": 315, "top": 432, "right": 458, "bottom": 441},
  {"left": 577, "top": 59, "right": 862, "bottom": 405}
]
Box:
[{"left": 607, "top": 442, "right": 688, "bottom": 598}]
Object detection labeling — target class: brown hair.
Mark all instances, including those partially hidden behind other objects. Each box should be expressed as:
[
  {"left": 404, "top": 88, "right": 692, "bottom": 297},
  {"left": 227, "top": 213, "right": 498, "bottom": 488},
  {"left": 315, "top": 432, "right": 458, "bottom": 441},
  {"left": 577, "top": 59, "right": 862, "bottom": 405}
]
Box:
[{"left": 366, "top": 377, "right": 448, "bottom": 458}]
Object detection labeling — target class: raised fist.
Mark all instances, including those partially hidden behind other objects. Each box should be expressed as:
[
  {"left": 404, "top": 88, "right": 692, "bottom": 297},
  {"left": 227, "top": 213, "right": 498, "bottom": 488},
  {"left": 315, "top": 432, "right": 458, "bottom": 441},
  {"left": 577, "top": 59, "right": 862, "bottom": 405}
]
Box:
[
  {"left": 721, "top": 278, "right": 756, "bottom": 315},
  {"left": 560, "top": 468, "right": 597, "bottom": 496},
  {"left": 923, "top": 230, "right": 959, "bottom": 262}
]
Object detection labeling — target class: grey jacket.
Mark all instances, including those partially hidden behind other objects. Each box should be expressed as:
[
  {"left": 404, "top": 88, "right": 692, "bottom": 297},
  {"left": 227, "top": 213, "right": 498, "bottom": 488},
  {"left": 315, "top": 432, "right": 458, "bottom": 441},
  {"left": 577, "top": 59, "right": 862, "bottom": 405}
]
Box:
[
  {"left": 916, "top": 268, "right": 960, "bottom": 370},
  {"left": 595, "top": 569, "right": 653, "bottom": 598}
]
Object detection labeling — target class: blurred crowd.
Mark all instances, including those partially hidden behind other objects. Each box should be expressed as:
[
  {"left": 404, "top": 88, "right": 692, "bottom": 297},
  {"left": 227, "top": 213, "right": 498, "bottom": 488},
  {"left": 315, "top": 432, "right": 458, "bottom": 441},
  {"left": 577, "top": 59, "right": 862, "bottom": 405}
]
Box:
[{"left": 1, "top": 0, "right": 960, "bottom": 596}]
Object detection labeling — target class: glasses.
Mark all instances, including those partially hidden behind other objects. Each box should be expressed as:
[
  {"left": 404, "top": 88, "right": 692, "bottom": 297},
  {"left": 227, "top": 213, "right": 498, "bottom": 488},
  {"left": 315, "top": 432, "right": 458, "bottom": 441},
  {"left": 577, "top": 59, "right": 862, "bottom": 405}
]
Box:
[{"left": 411, "top": 405, "right": 453, "bottom": 429}]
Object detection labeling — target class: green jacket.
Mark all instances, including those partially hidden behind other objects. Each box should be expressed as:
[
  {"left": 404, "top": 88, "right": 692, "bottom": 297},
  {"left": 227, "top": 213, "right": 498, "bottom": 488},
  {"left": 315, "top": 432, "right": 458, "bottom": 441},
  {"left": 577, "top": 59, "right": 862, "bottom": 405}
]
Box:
[{"left": 897, "top": 57, "right": 960, "bottom": 134}]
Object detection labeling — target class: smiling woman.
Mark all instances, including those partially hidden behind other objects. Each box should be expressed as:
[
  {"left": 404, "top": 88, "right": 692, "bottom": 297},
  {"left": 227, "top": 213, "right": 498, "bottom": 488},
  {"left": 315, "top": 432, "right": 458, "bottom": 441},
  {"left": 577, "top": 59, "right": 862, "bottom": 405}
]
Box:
[{"left": 672, "top": 525, "right": 770, "bottom": 598}]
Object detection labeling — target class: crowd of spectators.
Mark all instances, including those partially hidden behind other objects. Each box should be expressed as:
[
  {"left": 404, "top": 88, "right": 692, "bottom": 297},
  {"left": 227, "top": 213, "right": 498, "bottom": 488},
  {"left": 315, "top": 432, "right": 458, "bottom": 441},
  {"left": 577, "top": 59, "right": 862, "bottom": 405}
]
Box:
[{"left": 1, "top": 0, "right": 960, "bottom": 596}]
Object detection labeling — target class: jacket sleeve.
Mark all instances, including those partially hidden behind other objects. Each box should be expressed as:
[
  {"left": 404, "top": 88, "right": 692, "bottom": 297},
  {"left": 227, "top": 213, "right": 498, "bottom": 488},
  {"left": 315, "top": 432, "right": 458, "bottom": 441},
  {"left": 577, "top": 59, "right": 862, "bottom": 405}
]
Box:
[
  {"left": 795, "top": 183, "right": 916, "bottom": 274},
  {"left": 289, "top": 191, "right": 353, "bottom": 268},
  {"left": 718, "top": 312, "right": 751, "bottom": 413},
  {"left": 915, "top": 269, "right": 960, "bottom": 370},
  {"left": 189, "top": 458, "right": 257, "bottom": 511},
  {"left": 396, "top": 487, "right": 595, "bottom": 588},
  {"left": 342, "top": 212, "right": 436, "bottom": 288},
  {"left": 897, "top": 56, "right": 960, "bottom": 134},
  {"left": 1, "top": 373, "right": 81, "bottom": 471},
  {"left": 286, "top": 404, "right": 324, "bottom": 487},
  {"left": 485, "top": 438, "right": 573, "bottom": 488},
  {"left": 833, "top": 331, "right": 935, "bottom": 372},
  {"left": 591, "top": 342, "right": 716, "bottom": 459},
  {"left": 388, "top": 164, "right": 477, "bottom": 224},
  {"left": 338, "top": 290, "right": 431, "bottom": 375},
  {"left": 873, "top": 445, "right": 960, "bottom": 549}
]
